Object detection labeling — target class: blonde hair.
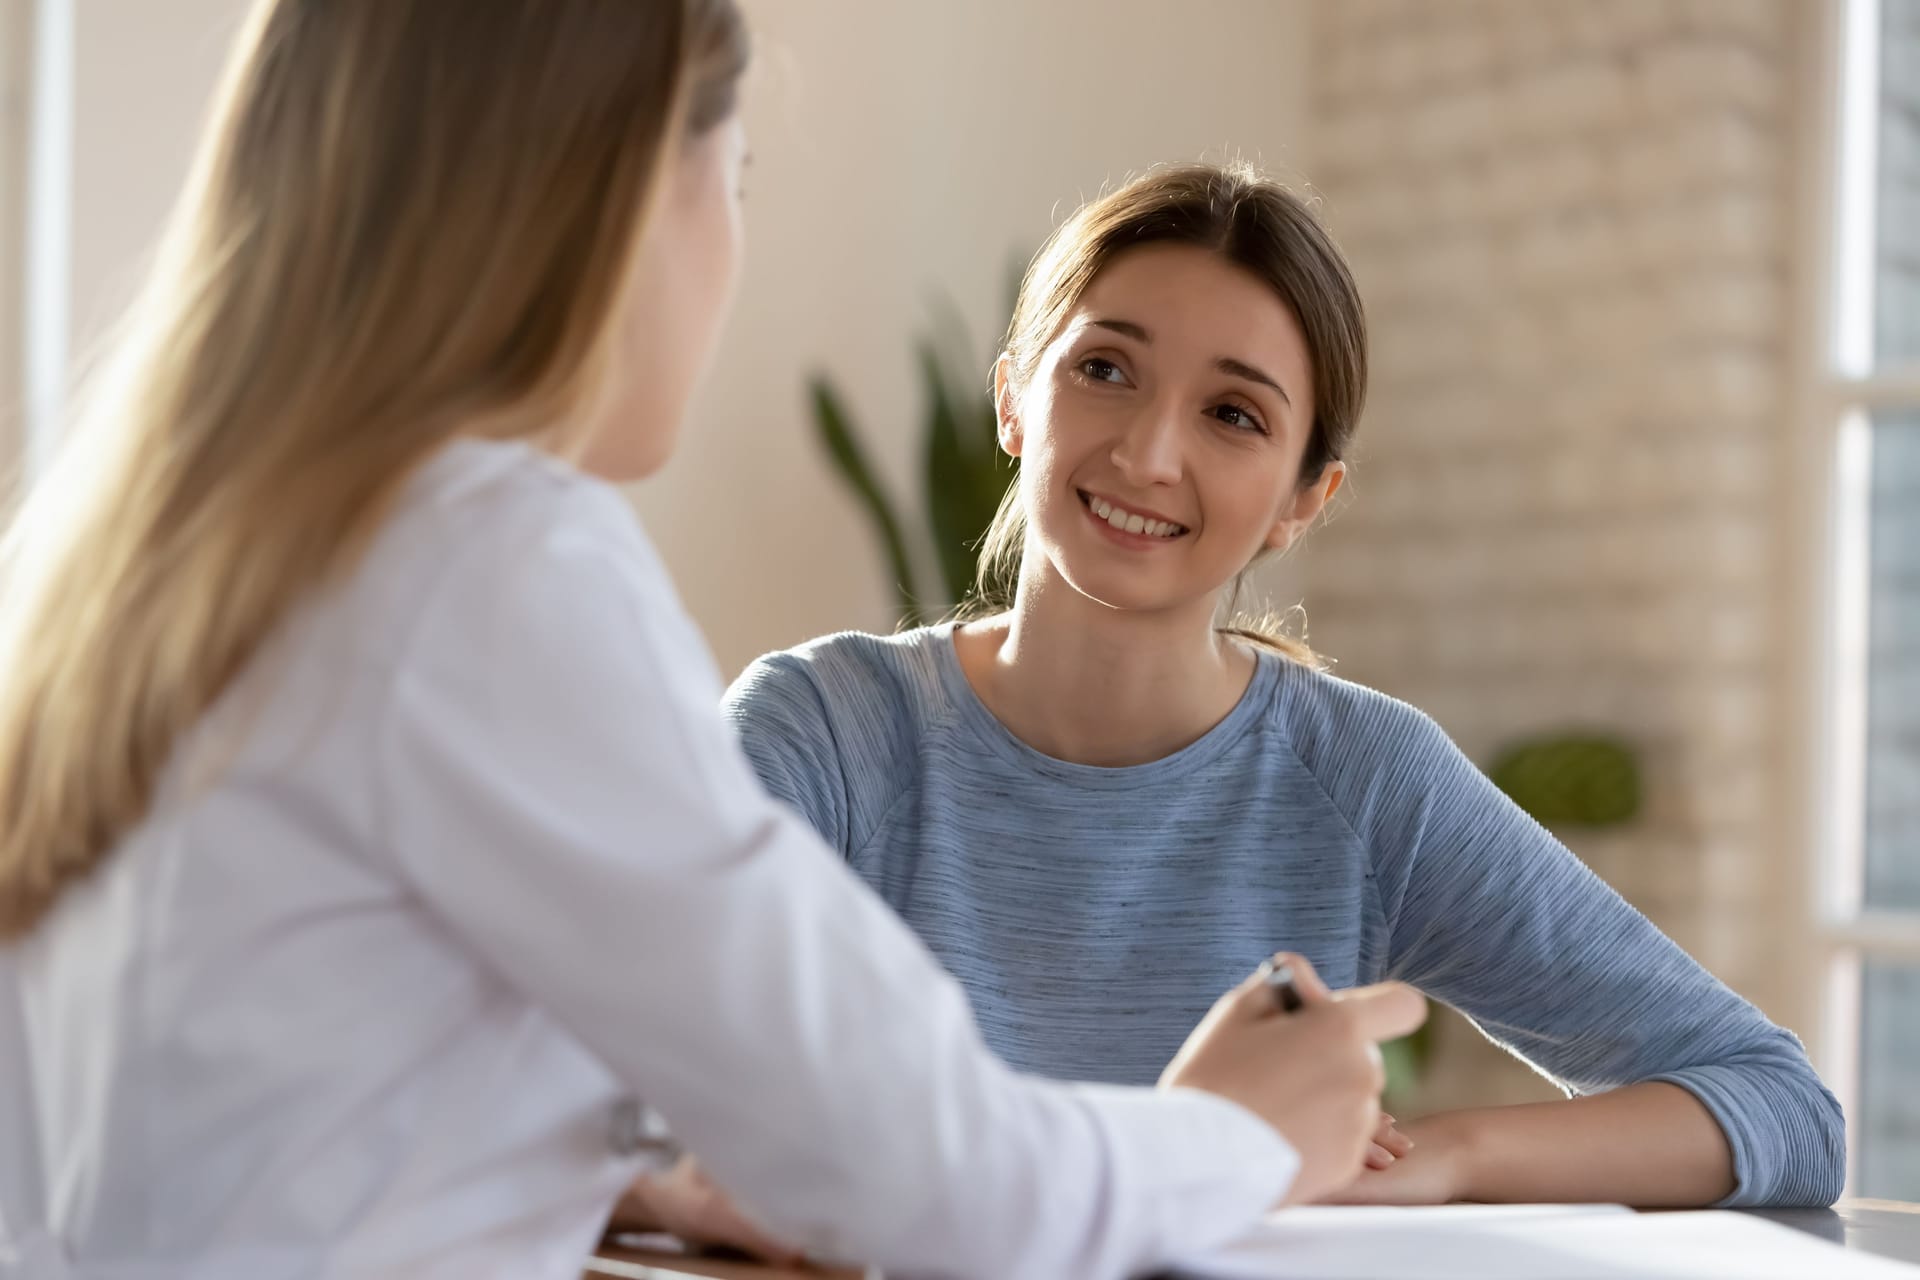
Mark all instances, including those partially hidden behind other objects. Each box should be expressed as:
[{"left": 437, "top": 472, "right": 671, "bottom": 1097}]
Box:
[
  {"left": 967, "top": 163, "right": 1369, "bottom": 666},
  {"left": 0, "top": 0, "right": 749, "bottom": 940}
]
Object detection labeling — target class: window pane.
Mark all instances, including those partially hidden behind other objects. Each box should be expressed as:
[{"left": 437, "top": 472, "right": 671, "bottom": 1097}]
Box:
[
  {"left": 1880, "top": 0, "right": 1920, "bottom": 365},
  {"left": 1861, "top": 961, "right": 1920, "bottom": 1197},
  {"left": 1865, "top": 413, "right": 1920, "bottom": 910}
]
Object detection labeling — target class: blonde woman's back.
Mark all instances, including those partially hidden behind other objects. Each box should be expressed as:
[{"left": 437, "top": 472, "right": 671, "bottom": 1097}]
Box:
[
  {"left": 5, "top": 436, "right": 1327, "bottom": 1280},
  {"left": 5, "top": 442, "right": 647, "bottom": 1278}
]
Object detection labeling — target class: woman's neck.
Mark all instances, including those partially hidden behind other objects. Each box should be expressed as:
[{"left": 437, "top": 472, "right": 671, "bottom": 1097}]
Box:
[{"left": 953, "top": 564, "right": 1255, "bottom": 768}]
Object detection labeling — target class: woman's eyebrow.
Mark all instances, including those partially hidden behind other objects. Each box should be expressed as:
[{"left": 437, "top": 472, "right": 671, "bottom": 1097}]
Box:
[{"left": 1218, "top": 356, "right": 1292, "bottom": 408}]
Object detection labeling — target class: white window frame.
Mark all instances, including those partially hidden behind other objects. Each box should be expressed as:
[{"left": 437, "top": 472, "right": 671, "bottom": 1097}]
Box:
[
  {"left": 2, "top": 0, "right": 70, "bottom": 485},
  {"left": 1803, "top": 0, "right": 1920, "bottom": 1196},
  {"left": 0, "top": 0, "right": 30, "bottom": 466}
]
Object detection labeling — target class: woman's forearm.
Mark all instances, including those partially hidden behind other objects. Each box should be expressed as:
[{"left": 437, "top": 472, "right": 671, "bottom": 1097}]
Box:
[{"left": 1422, "top": 1081, "right": 1736, "bottom": 1207}]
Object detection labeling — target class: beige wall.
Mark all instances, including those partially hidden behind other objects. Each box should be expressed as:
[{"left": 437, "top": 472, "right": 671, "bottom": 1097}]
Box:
[{"left": 65, "top": 0, "right": 242, "bottom": 357}]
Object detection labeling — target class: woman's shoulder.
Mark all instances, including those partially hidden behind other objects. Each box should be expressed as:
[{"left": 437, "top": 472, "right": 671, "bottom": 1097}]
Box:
[
  {"left": 1260, "top": 652, "right": 1459, "bottom": 778},
  {"left": 318, "top": 439, "right": 660, "bottom": 671},
  {"left": 391, "top": 438, "right": 643, "bottom": 565},
  {"left": 724, "top": 623, "right": 959, "bottom": 743},
  {"left": 1256, "top": 653, "right": 1505, "bottom": 880},
  {"left": 722, "top": 626, "right": 960, "bottom": 848}
]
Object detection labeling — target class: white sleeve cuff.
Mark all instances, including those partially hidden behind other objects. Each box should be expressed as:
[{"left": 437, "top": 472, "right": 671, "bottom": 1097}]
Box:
[{"left": 1068, "top": 1083, "right": 1299, "bottom": 1267}]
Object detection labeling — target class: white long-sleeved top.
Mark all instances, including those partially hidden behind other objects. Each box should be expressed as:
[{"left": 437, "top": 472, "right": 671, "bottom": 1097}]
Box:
[{"left": 0, "top": 440, "right": 1296, "bottom": 1280}]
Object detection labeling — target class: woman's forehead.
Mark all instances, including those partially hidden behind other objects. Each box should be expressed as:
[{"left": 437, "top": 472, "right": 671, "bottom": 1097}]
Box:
[{"left": 1057, "top": 246, "right": 1312, "bottom": 383}]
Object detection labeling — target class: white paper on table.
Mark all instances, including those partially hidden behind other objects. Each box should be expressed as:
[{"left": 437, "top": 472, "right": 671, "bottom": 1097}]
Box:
[{"left": 1172, "top": 1204, "right": 1920, "bottom": 1279}]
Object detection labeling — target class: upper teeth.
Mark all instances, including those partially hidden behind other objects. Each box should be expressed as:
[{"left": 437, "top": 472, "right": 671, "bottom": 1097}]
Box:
[{"left": 1089, "top": 495, "right": 1184, "bottom": 538}]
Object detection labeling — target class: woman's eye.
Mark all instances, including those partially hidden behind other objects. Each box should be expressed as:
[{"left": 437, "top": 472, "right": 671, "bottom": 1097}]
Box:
[
  {"left": 1080, "top": 357, "right": 1125, "bottom": 383},
  {"left": 1212, "top": 403, "right": 1267, "bottom": 434}
]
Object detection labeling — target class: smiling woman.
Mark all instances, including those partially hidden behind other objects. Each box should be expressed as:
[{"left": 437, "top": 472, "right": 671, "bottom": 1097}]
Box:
[
  {"left": 707, "top": 161, "right": 1845, "bottom": 1251},
  {"left": 990, "top": 241, "right": 1337, "bottom": 640},
  {"left": 971, "top": 164, "right": 1366, "bottom": 664}
]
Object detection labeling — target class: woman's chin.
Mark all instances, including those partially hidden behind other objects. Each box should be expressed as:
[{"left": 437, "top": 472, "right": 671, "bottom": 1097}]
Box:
[{"left": 1048, "top": 563, "right": 1211, "bottom": 620}]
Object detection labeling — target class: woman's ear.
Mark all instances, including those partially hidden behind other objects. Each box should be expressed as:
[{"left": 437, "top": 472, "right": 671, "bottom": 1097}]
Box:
[
  {"left": 1265, "top": 460, "right": 1345, "bottom": 553},
  {"left": 993, "top": 353, "right": 1024, "bottom": 459}
]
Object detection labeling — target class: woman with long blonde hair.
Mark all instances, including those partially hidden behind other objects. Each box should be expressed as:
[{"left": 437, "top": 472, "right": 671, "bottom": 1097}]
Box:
[{"left": 0, "top": 4, "right": 1425, "bottom": 1277}]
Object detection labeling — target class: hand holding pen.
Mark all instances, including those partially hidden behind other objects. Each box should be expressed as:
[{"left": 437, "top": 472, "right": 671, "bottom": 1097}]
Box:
[
  {"left": 1258, "top": 954, "right": 1415, "bottom": 1171},
  {"left": 1160, "top": 952, "right": 1427, "bottom": 1206}
]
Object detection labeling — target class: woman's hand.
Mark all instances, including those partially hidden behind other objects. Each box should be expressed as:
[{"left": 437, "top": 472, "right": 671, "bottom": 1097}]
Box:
[
  {"left": 1319, "top": 1084, "right": 1737, "bottom": 1207},
  {"left": 1317, "top": 1116, "right": 1470, "bottom": 1204},
  {"left": 1282, "top": 961, "right": 1413, "bottom": 1175},
  {"left": 1365, "top": 1111, "right": 1415, "bottom": 1171},
  {"left": 608, "top": 1154, "right": 805, "bottom": 1267},
  {"left": 1161, "top": 953, "right": 1427, "bottom": 1206}
]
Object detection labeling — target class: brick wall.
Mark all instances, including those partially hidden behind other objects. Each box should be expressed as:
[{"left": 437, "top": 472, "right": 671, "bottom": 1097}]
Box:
[{"left": 1302, "top": 0, "right": 1799, "bottom": 1111}]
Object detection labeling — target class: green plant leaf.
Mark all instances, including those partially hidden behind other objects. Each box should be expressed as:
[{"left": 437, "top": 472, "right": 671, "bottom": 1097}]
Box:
[
  {"left": 921, "top": 340, "right": 1022, "bottom": 606},
  {"left": 809, "top": 374, "right": 922, "bottom": 624},
  {"left": 920, "top": 343, "right": 979, "bottom": 606},
  {"left": 1489, "top": 734, "right": 1641, "bottom": 828},
  {"left": 816, "top": 267, "right": 1031, "bottom": 617},
  {"left": 1380, "top": 1014, "right": 1439, "bottom": 1108}
]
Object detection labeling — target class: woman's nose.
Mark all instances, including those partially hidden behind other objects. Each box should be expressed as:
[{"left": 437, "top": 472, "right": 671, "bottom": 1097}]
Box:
[{"left": 1110, "top": 404, "right": 1183, "bottom": 486}]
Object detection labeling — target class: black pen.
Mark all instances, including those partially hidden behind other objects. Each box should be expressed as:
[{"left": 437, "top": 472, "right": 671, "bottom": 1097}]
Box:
[{"left": 1256, "top": 955, "right": 1305, "bottom": 1014}]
